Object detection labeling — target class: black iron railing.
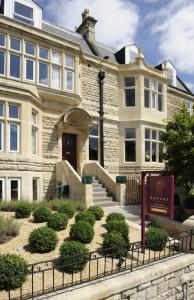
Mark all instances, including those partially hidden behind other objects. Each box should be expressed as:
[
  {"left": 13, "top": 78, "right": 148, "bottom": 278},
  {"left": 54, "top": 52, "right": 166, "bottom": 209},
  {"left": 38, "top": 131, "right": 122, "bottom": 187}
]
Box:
[{"left": 3, "top": 231, "right": 193, "bottom": 300}]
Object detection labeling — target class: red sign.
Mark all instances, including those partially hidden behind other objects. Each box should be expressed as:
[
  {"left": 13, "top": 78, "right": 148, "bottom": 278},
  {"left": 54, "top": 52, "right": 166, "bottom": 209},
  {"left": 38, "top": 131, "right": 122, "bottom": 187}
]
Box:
[{"left": 147, "top": 175, "right": 174, "bottom": 219}]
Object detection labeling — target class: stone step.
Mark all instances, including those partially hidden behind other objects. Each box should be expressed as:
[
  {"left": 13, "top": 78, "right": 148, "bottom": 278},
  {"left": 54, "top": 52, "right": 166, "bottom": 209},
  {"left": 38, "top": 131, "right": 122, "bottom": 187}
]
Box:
[
  {"left": 93, "top": 196, "right": 113, "bottom": 203},
  {"left": 94, "top": 201, "right": 118, "bottom": 207},
  {"left": 92, "top": 183, "right": 103, "bottom": 188},
  {"left": 92, "top": 187, "right": 106, "bottom": 193},
  {"left": 93, "top": 191, "right": 107, "bottom": 197}
]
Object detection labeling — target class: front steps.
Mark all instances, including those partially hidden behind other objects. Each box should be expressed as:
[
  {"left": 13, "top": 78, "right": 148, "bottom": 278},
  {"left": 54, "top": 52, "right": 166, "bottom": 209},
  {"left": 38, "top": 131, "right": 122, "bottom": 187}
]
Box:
[{"left": 92, "top": 178, "right": 118, "bottom": 207}]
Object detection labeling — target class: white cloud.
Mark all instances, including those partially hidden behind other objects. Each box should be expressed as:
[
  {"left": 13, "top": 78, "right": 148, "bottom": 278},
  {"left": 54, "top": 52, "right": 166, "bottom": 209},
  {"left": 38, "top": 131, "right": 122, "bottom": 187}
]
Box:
[
  {"left": 43, "top": 0, "right": 139, "bottom": 49},
  {"left": 150, "top": 0, "right": 194, "bottom": 75},
  {"left": 186, "top": 82, "right": 194, "bottom": 92}
]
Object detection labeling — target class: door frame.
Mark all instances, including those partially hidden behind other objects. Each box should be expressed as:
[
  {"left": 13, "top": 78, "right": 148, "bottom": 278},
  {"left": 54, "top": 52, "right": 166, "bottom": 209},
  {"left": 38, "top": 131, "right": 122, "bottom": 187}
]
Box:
[{"left": 62, "top": 133, "right": 77, "bottom": 171}]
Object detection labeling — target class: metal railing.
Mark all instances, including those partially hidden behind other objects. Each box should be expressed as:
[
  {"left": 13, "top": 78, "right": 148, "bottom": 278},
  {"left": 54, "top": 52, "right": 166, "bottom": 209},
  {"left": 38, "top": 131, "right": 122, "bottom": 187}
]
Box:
[
  {"left": 126, "top": 175, "right": 141, "bottom": 205},
  {"left": 2, "top": 231, "right": 193, "bottom": 300}
]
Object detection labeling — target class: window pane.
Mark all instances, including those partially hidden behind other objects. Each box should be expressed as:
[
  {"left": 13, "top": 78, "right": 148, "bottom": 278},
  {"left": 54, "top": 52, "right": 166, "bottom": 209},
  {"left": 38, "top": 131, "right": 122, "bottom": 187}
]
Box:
[
  {"left": 32, "top": 128, "right": 37, "bottom": 155},
  {"left": 10, "top": 38, "right": 20, "bottom": 51},
  {"left": 90, "top": 125, "right": 98, "bottom": 137},
  {"left": 158, "top": 94, "right": 163, "bottom": 111},
  {"left": 152, "top": 130, "right": 157, "bottom": 140},
  {"left": 158, "top": 83, "right": 163, "bottom": 93},
  {"left": 15, "top": 2, "right": 33, "bottom": 19},
  {"left": 125, "top": 77, "right": 135, "bottom": 87},
  {"left": 39, "top": 63, "right": 48, "bottom": 85},
  {"left": 9, "top": 105, "right": 19, "bottom": 119},
  {"left": 0, "top": 180, "right": 3, "bottom": 200},
  {"left": 89, "top": 138, "right": 98, "bottom": 160},
  {"left": 25, "top": 43, "right": 35, "bottom": 55},
  {"left": 152, "top": 92, "right": 156, "bottom": 109},
  {"left": 52, "top": 67, "right": 61, "bottom": 89},
  {"left": 0, "top": 34, "right": 5, "bottom": 47},
  {"left": 10, "top": 124, "right": 19, "bottom": 151},
  {"left": 52, "top": 51, "right": 61, "bottom": 64},
  {"left": 0, "top": 122, "right": 2, "bottom": 151},
  {"left": 10, "top": 180, "right": 19, "bottom": 200},
  {"left": 145, "top": 128, "right": 150, "bottom": 139},
  {"left": 152, "top": 142, "right": 157, "bottom": 162},
  {"left": 0, "top": 51, "right": 5, "bottom": 75},
  {"left": 39, "top": 48, "right": 48, "bottom": 60},
  {"left": 14, "top": 15, "right": 34, "bottom": 25},
  {"left": 10, "top": 54, "right": 20, "bottom": 78},
  {"left": 125, "top": 128, "right": 135, "bottom": 139},
  {"left": 26, "top": 59, "right": 34, "bottom": 80},
  {"left": 32, "top": 112, "right": 37, "bottom": 125},
  {"left": 66, "top": 55, "right": 74, "bottom": 68},
  {"left": 125, "top": 141, "right": 136, "bottom": 162},
  {"left": 33, "top": 179, "right": 38, "bottom": 201},
  {"left": 145, "top": 141, "right": 150, "bottom": 162},
  {"left": 159, "top": 131, "right": 163, "bottom": 141},
  {"left": 144, "top": 78, "right": 149, "bottom": 88},
  {"left": 144, "top": 90, "right": 149, "bottom": 108},
  {"left": 159, "top": 143, "right": 163, "bottom": 162},
  {"left": 0, "top": 103, "right": 3, "bottom": 116},
  {"left": 125, "top": 89, "right": 135, "bottom": 107},
  {"left": 66, "top": 71, "right": 74, "bottom": 91},
  {"left": 151, "top": 81, "right": 157, "bottom": 91}
]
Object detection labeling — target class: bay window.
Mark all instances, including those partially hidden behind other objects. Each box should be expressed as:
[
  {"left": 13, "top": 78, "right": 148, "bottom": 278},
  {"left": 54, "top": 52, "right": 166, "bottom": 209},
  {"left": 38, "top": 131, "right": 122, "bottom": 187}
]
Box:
[
  {"left": 39, "top": 47, "right": 49, "bottom": 60},
  {"left": 0, "top": 34, "right": 5, "bottom": 47},
  {"left": 39, "top": 63, "right": 48, "bottom": 85},
  {"left": 65, "top": 54, "right": 75, "bottom": 92},
  {"left": 14, "top": 2, "right": 34, "bottom": 25},
  {"left": 125, "top": 128, "right": 136, "bottom": 162},
  {"left": 0, "top": 51, "right": 5, "bottom": 75},
  {"left": 144, "top": 78, "right": 163, "bottom": 111},
  {"left": 25, "top": 59, "right": 35, "bottom": 81},
  {"left": 89, "top": 125, "right": 99, "bottom": 160},
  {"left": 52, "top": 51, "right": 61, "bottom": 64},
  {"left": 145, "top": 128, "right": 163, "bottom": 163},
  {"left": 25, "top": 42, "right": 35, "bottom": 56},
  {"left": 10, "top": 37, "right": 21, "bottom": 52},
  {"left": 52, "top": 67, "right": 61, "bottom": 89},
  {"left": 124, "top": 77, "right": 135, "bottom": 107},
  {"left": 10, "top": 54, "right": 20, "bottom": 78},
  {"left": 8, "top": 104, "right": 20, "bottom": 152},
  {"left": 66, "top": 71, "right": 74, "bottom": 91},
  {"left": 32, "top": 111, "right": 38, "bottom": 155}
]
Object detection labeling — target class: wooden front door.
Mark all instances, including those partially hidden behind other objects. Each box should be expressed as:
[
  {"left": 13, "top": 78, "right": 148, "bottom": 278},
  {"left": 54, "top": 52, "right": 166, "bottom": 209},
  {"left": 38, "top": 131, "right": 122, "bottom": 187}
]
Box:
[{"left": 62, "top": 133, "right": 77, "bottom": 171}]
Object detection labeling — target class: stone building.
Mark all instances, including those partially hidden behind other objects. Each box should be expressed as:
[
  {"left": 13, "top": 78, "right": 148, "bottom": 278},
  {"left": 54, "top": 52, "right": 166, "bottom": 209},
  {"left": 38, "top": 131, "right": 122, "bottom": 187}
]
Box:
[{"left": 0, "top": 0, "right": 193, "bottom": 204}]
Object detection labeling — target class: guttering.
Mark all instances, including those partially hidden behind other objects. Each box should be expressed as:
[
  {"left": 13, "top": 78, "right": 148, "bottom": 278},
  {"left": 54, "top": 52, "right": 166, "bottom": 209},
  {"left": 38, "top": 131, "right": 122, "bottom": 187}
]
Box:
[{"left": 98, "top": 69, "right": 105, "bottom": 167}]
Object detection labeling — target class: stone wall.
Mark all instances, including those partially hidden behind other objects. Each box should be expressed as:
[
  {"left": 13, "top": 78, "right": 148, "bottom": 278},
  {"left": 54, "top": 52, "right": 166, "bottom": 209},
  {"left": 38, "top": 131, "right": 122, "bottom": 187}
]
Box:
[{"left": 104, "top": 123, "right": 119, "bottom": 175}]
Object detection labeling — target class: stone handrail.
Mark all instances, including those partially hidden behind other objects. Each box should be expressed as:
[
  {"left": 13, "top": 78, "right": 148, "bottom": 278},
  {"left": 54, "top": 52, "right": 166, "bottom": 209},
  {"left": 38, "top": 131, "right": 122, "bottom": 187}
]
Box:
[
  {"left": 56, "top": 161, "right": 93, "bottom": 207},
  {"left": 83, "top": 162, "right": 117, "bottom": 200}
]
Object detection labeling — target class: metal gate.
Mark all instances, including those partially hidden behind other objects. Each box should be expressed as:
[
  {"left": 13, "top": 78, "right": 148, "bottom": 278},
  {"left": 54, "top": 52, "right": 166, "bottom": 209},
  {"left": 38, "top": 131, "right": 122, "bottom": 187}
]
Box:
[{"left": 126, "top": 175, "right": 141, "bottom": 205}]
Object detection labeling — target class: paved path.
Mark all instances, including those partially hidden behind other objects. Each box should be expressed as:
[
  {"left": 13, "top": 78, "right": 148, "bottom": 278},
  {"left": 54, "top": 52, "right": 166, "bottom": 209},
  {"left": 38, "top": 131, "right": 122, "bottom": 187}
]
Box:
[{"left": 103, "top": 205, "right": 141, "bottom": 224}]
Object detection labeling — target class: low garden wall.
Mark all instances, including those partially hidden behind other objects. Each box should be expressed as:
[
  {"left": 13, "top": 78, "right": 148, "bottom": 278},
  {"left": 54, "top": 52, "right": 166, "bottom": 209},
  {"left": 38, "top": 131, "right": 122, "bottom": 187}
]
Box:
[{"left": 36, "top": 253, "right": 194, "bottom": 300}]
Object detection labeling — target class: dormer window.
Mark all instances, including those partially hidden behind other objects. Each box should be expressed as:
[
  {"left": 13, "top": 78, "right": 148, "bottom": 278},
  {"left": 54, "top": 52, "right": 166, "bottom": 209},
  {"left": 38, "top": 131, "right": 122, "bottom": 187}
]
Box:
[{"left": 14, "top": 2, "right": 34, "bottom": 26}]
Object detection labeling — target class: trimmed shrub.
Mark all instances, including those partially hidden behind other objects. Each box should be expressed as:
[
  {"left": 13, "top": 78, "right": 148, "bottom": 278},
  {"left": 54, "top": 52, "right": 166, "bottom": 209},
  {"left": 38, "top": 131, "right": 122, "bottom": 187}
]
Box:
[
  {"left": 146, "top": 227, "right": 168, "bottom": 251},
  {"left": 47, "top": 213, "right": 68, "bottom": 231},
  {"left": 0, "top": 215, "right": 20, "bottom": 243},
  {"left": 57, "top": 202, "right": 75, "bottom": 218},
  {"left": 59, "top": 241, "right": 89, "bottom": 273},
  {"left": 102, "top": 231, "right": 128, "bottom": 258},
  {"left": 105, "top": 220, "right": 129, "bottom": 241},
  {"left": 87, "top": 206, "right": 104, "bottom": 220},
  {"left": 106, "top": 213, "right": 125, "bottom": 223},
  {"left": 29, "top": 226, "right": 58, "bottom": 253},
  {"left": 184, "top": 195, "right": 194, "bottom": 209},
  {"left": 0, "top": 254, "right": 28, "bottom": 291},
  {"left": 33, "top": 206, "right": 52, "bottom": 223},
  {"left": 70, "top": 221, "right": 94, "bottom": 243},
  {"left": 15, "top": 201, "right": 32, "bottom": 219},
  {"left": 75, "top": 211, "right": 95, "bottom": 226}
]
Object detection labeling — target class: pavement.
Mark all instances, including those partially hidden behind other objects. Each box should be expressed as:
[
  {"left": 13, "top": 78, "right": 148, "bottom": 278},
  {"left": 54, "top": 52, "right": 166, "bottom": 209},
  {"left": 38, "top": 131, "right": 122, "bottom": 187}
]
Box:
[{"left": 102, "top": 205, "right": 141, "bottom": 224}]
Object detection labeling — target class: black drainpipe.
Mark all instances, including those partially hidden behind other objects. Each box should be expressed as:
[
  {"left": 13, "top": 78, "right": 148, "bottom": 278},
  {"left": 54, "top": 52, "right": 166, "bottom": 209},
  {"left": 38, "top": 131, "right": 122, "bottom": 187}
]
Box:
[{"left": 98, "top": 69, "right": 105, "bottom": 167}]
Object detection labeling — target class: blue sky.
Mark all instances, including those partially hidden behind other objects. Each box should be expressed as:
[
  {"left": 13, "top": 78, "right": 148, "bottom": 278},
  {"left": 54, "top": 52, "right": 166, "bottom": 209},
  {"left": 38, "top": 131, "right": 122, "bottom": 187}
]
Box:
[{"left": 37, "top": 0, "right": 194, "bottom": 91}]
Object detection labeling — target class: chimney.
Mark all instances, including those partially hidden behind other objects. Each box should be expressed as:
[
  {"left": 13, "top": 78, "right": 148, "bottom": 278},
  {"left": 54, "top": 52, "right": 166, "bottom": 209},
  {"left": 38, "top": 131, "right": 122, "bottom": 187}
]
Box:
[{"left": 77, "top": 9, "right": 97, "bottom": 43}]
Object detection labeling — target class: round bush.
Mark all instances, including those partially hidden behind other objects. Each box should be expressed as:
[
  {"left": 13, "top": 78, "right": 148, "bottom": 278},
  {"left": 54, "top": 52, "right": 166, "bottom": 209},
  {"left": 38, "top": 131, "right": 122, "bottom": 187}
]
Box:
[
  {"left": 105, "top": 220, "right": 129, "bottom": 241},
  {"left": 47, "top": 212, "right": 68, "bottom": 231},
  {"left": 70, "top": 221, "right": 94, "bottom": 243},
  {"left": 87, "top": 206, "right": 104, "bottom": 220},
  {"left": 0, "top": 254, "right": 28, "bottom": 291},
  {"left": 106, "top": 213, "right": 125, "bottom": 223},
  {"left": 15, "top": 201, "right": 32, "bottom": 219},
  {"left": 33, "top": 206, "right": 52, "bottom": 223},
  {"left": 102, "top": 231, "right": 128, "bottom": 258},
  {"left": 29, "top": 226, "right": 58, "bottom": 253},
  {"left": 75, "top": 211, "right": 95, "bottom": 226},
  {"left": 57, "top": 203, "right": 75, "bottom": 218},
  {"left": 60, "top": 241, "right": 89, "bottom": 273},
  {"left": 146, "top": 227, "right": 168, "bottom": 251}
]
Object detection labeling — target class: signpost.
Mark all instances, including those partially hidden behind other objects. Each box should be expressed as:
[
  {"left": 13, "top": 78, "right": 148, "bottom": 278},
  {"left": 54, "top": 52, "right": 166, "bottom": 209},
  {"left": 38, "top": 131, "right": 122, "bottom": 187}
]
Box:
[{"left": 141, "top": 172, "right": 174, "bottom": 253}]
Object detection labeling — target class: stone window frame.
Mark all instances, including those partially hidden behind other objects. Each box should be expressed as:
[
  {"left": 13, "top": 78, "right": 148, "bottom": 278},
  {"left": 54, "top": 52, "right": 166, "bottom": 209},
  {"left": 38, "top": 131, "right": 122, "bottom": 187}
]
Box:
[
  {"left": 89, "top": 123, "right": 99, "bottom": 161},
  {"left": 8, "top": 178, "right": 21, "bottom": 201},
  {"left": 7, "top": 103, "right": 21, "bottom": 153},
  {"left": 32, "top": 177, "right": 39, "bottom": 201},
  {"left": 144, "top": 78, "right": 163, "bottom": 112},
  {"left": 124, "top": 128, "right": 136, "bottom": 163},
  {"left": 31, "top": 110, "right": 38, "bottom": 156},
  {"left": 13, "top": 1, "right": 34, "bottom": 26},
  {"left": 124, "top": 76, "right": 136, "bottom": 107},
  {"left": 144, "top": 127, "right": 163, "bottom": 163},
  {"left": 0, "top": 178, "right": 5, "bottom": 201}
]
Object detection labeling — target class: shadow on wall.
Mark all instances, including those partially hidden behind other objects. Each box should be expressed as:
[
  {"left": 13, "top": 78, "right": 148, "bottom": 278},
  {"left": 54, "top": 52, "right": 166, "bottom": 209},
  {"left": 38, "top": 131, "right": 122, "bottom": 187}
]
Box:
[{"left": 44, "top": 168, "right": 57, "bottom": 200}]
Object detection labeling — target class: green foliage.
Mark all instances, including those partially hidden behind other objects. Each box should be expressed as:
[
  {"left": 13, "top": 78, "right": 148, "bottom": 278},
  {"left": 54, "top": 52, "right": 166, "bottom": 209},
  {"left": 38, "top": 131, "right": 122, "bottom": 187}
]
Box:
[
  {"left": 146, "top": 227, "right": 168, "bottom": 251},
  {"left": 174, "top": 193, "right": 181, "bottom": 206},
  {"left": 47, "top": 212, "right": 68, "bottom": 231},
  {"left": 75, "top": 211, "right": 95, "bottom": 226},
  {"left": 184, "top": 195, "right": 194, "bottom": 209},
  {"left": 0, "top": 254, "right": 28, "bottom": 291},
  {"left": 105, "top": 220, "right": 129, "bottom": 241},
  {"left": 0, "top": 201, "right": 34, "bottom": 212},
  {"left": 59, "top": 241, "right": 89, "bottom": 273},
  {"left": 70, "top": 221, "right": 94, "bottom": 243},
  {"left": 15, "top": 201, "right": 32, "bottom": 218},
  {"left": 106, "top": 213, "right": 125, "bottom": 223},
  {"left": 102, "top": 231, "right": 128, "bottom": 258},
  {"left": 174, "top": 206, "right": 186, "bottom": 222},
  {"left": 0, "top": 215, "right": 20, "bottom": 243},
  {"left": 33, "top": 206, "right": 52, "bottom": 223},
  {"left": 162, "top": 105, "right": 194, "bottom": 192},
  {"left": 57, "top": 202, "right": 75, "bottom": 218},
  {"left": 29, "top": 226, "right": 58, "bottom": 253},
  {"left": 87, "top": 206, "right": 104, "bottom": 220}
]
